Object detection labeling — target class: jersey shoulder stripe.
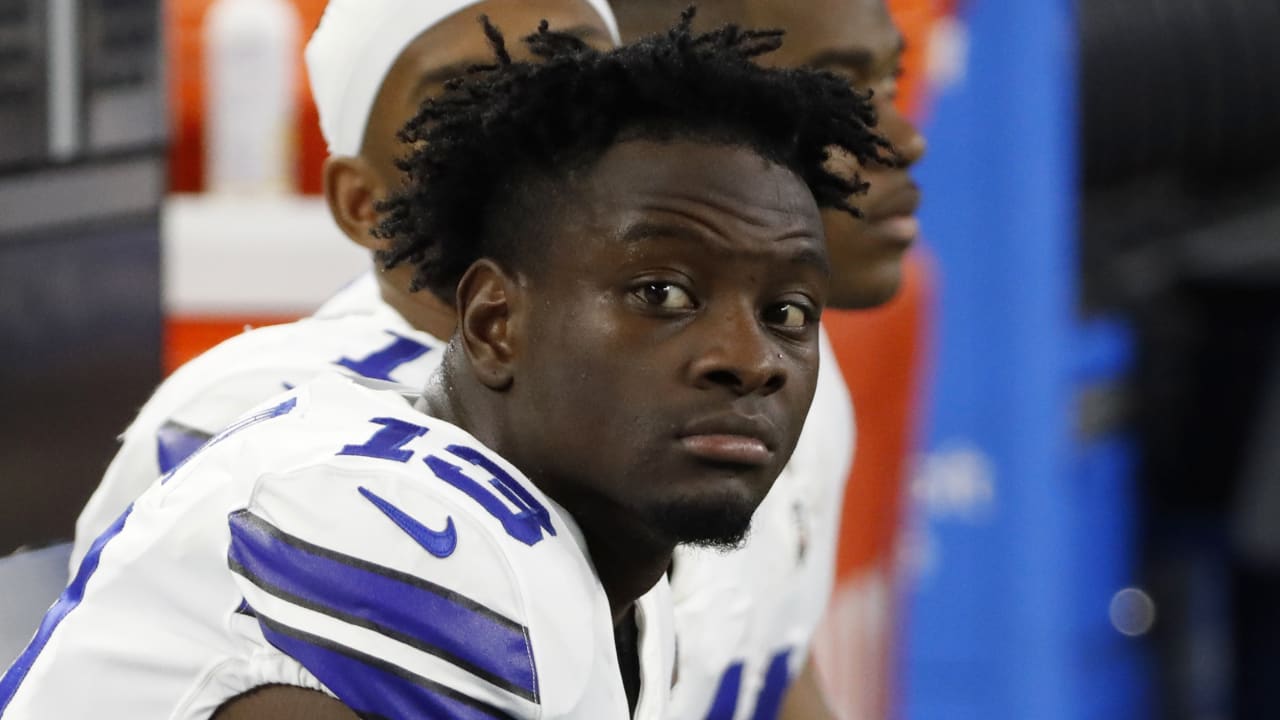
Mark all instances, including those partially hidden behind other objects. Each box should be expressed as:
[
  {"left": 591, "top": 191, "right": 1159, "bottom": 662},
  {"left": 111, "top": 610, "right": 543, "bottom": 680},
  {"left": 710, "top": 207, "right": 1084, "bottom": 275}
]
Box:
[
  {"left": 227, "top": 509, "right": 538, "bottom": 703},
  {"left": 161, "top": 396, "right": 299, "bottom": 482},
  {"left": 257, "top": 614, "right": 517, "bottom": 720},
  {"left": 156, "top": 419, "right": 213, "bottom": 474},
  {"left": 0, "top": 505, "right": 134, "bottom": 715}
]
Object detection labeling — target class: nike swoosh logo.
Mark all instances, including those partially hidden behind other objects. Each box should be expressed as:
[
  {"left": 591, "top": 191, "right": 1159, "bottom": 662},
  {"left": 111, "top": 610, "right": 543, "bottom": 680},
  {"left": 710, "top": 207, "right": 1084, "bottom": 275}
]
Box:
[{"left": 358, "top": 486, "right": 457, "bottom": 558}]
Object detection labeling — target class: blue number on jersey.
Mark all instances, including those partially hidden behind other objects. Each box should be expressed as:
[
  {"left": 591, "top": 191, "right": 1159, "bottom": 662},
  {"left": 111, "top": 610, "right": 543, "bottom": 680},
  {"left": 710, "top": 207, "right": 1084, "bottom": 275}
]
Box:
[
  {"left": 339, "top": 419, "right": 556, "bottom": 546},
  {"left": 334, "top": 331, "right": 432, "bottom": 382},
  {"left": 338, "top": 417, "right": 428, "bottom": 462},
  {"left": 426, "top": 445, "right": 556, "bottom": 547},
  {"left": 704, "top": 648, "right": 794, "bottom": 720}
]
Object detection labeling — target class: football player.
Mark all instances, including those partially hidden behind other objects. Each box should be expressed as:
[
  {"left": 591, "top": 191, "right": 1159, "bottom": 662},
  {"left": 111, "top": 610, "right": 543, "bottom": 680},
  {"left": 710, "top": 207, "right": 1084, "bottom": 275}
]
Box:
[
  {"left": 612, "top": 1, "right": 928, "bottom": 718},
  {"left": 4, "top": 13, "right": 888, "bottom": 720}
]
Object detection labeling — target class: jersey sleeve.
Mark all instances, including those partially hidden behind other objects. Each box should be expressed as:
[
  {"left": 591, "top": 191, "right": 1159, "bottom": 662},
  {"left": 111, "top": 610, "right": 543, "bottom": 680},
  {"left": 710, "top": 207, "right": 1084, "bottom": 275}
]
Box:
[
  {"left": 227, "top": 460, "right": 548, "bottom": 720},
  {"left": 68, "top": 364, "right": 311, "bottom": 574},
  {"left": 69, "top": 321, "right": 441, "bottom": 576}
]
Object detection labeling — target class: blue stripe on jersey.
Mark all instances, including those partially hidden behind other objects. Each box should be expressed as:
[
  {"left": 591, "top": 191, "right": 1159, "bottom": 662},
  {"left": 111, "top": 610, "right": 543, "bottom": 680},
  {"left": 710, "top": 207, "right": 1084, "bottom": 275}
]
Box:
[
  {"left": 228, "top": 510, "right": 538, "bottom": 703},
  {"left": 0, "top": 505, "right": 133, "bottom": 715},
  {"left": 703, "top": 662, "right": 744, "bottom": 720},
  {"left": 156, "top": 420, "right": 214, "bottom": 474},
  {"left": 749, "top": 649, "right": 793, "bottom": 720},
  {"left": 257, "top": 614, "right": 515, "bottom": 720},
  {"left": 161, "top": 397, "right": 298, "bottom": 483}
]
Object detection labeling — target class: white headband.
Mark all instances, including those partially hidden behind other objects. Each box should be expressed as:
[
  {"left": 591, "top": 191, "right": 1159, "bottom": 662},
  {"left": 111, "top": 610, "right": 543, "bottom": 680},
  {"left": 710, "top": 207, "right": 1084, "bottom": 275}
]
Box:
[{"left": 305, "top": 0, "right": 621, "bottom": 157}]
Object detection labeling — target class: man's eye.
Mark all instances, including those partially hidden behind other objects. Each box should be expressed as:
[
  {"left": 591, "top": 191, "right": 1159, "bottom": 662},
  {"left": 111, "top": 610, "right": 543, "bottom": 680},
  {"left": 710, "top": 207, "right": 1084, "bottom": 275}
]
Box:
[
  {"left": 634, "top": 283, "right": 695, "bottom": 310},
  {"left": 763, "top": 303, "right": 810, "bottom": 329}
]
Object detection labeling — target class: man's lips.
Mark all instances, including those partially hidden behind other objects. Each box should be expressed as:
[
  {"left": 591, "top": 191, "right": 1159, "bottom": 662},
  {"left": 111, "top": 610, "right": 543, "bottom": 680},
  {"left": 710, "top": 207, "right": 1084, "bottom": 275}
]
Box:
[
  {"left": 871, "top": 215, "right": 920, "bottom": 246},
  {"left": 678, "top": 434, "right": 772, "bottom": 466},
  {"left": 863, "top": 184, "right": 922, "bottom": 247},
  {"left": 677, "top": 414, "right": 779, "bottom": 467}
]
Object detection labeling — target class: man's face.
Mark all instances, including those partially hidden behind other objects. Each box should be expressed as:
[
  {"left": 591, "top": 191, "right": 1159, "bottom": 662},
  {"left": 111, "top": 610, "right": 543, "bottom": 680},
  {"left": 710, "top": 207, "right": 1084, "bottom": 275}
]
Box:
[
  {"left": 506, "top": 139, "right": 829, "bottom": 548},
  {"left": 749, "top": 0, "right": 926, "bottom": 308},
  {"left": 361, "top": 0, "right": 615, "bottom": 185}
]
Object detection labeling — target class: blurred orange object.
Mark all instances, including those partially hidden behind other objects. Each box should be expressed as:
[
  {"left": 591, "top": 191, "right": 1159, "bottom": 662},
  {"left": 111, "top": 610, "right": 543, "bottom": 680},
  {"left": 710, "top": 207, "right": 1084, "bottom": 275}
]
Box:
[
  {"left": 814, "top": 1, "right": 947, "bottom": 717},
  {"left": 817, "top": 248, "right": 934, "bottom": 720},
  {"left": 163, "top": 0, "right": 329, "bottom": 370},
  {"left": 164, "top": 314, "right": 301, "bottom": 374},
  {"left": 167, "top": 0, "right": 329, "bottom": 194},
  {"left": 828, "top": 251, "right": 933, "bottom": 579}
]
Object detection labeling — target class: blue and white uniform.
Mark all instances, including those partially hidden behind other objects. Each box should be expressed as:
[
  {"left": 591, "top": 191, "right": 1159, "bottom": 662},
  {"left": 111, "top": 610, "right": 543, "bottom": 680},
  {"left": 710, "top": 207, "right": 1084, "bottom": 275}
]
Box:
[
  {"left": 5, "top": 375, "right": 674, "bottom": 719},
  {"left": 70, "top": 275, "right": 443, "bottom": 570}
]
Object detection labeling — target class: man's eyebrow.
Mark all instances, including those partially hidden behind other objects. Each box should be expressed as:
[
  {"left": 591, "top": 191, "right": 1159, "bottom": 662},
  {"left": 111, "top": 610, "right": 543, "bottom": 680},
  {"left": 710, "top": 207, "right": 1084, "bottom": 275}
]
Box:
[
  {"left": 620, "top": 220, "right": 831, "bottom": 275},
  {"left": 407, "top": 25, "right": 607, "bottom": 101},
  {"left": 806, "top": 49, "right": 875, "bottom": 74},
  {"left": 409, "top": 60, "right": 483, "bottom": 100},
  {"left": 789, "top": 246, "right": 832, "bottom": 277},
  {"left": 807, "top": 36, "right": 907, "bottom": 75},
  {"left": 621, "top": 220, "right": 712, "bottom": 245}
]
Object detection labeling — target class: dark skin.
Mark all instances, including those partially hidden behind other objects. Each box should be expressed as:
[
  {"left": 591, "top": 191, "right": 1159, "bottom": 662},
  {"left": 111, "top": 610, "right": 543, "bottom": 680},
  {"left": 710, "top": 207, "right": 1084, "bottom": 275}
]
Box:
[
  {"left": 426, "top": 139, "right": 829, "bottom": 618},
  {"left": 618, "top": 0, "right": 927, "bottom": 309},
  {"left": 322, "top": 0, "right": 614, "bottom": 340},
  {"left": 428, "top": 138, "right": 828, "bottom": 711},
  {"left": 614, "top": 1, "right": 926, "bottom": 717},
  {"left": 748, "top": 0, "right": 927, "bottom": 308},
  {"left": 217, "top": 139, "right": 829, "bottom": 718}
]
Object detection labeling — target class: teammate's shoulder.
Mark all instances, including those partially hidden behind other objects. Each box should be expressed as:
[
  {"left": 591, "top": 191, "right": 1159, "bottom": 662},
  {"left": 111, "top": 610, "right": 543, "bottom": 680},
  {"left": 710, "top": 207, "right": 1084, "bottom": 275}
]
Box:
[
  {"left": 133, "top": 317, "right": 441, "bottom": 437},
  {"left": 174, "top": 315, "right": 442, "bottom": 378}
]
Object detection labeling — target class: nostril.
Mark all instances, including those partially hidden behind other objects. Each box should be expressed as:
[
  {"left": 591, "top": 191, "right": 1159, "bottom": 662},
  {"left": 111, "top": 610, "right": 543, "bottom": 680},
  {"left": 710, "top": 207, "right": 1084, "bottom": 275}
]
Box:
[
  {"left": 704, "top": 369, "right": 740, "bottom": 389},
  {"left": 762, "top": 373, "right": 785, "bottom": 395}
]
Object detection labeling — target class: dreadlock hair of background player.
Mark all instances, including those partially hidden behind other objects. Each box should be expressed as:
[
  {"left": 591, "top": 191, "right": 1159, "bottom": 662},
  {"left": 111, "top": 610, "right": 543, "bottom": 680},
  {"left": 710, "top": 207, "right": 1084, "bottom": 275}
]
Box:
[{"left": 374, "top": 8, "right": 894, "bottom": 298}]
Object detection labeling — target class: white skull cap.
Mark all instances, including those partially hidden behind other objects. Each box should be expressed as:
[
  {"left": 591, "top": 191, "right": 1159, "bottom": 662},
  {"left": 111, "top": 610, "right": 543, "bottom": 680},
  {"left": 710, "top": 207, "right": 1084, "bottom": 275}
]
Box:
[{"left": 305, "top": 0, "right": 620, "bottom": 156}]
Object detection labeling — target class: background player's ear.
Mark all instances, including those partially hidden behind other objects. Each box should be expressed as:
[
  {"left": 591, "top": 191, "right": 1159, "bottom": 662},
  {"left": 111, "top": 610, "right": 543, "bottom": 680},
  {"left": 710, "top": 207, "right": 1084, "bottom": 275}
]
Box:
[
  {"left": 455, "top": 259, "right": 521, "bottom": 391},
  {"left": 322, "top": 155, "right": 390, "bottom": 252}
]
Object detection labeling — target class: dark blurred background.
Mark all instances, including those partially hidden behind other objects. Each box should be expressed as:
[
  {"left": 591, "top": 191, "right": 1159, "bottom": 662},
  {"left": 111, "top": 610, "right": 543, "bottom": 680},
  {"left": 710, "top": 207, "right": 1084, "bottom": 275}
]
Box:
[{"left": 1081, "top": 1, "right": 1280, "bottom": 718}]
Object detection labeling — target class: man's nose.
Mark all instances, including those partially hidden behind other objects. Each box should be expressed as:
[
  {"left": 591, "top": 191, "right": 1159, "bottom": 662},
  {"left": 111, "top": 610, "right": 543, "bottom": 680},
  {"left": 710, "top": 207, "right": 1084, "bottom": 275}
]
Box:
[
  {"left": 881, "top": 104, "right": 927, "bottom": 168},
  {"left": 688, "top": 304, "right": 788, "bottom": 397}
]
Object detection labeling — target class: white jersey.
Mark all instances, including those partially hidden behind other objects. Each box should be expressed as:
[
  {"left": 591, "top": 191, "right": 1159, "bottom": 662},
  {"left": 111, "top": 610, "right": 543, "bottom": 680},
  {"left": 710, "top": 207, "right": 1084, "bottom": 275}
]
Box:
[
  {"left": 5, "top": 376, "right": 675, "bottom": 719},
  {"left": 666, "top": 330, "right": 855, "bottom": 720},
  {"left": 70, "top": 276, "right": 443, "bottom": 570}
]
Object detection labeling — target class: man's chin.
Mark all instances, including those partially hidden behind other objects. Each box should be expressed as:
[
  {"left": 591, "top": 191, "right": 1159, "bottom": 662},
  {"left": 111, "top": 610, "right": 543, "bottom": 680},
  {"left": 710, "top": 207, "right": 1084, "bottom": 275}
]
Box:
[
  {"left": 641, "top": 493, "right": 759, "bottom": 551},
  {"left": 829, "top": 264, "right": 904, "bottom": 309}
]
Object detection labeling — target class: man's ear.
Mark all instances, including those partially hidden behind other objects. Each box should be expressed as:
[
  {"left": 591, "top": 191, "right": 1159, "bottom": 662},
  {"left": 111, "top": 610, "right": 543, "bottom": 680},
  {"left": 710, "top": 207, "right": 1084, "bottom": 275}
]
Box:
[
  {"left": 323, "top": 155, "right": 390, "bottom": 251},
  {"left": 455, "top": 259, "right": 523, "bottom": 391}
]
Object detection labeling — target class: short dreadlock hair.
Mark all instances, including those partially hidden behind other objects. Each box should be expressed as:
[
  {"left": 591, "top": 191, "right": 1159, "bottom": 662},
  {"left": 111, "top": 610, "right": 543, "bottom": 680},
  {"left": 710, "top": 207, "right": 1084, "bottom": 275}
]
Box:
[{"left": 375, "top": 7, "right": 892, "bottom": 298}]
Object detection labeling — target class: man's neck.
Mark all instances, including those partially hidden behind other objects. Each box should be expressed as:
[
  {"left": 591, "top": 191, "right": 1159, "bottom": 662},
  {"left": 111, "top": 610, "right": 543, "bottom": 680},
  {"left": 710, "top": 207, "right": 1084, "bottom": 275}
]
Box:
[
  {"left": 575, "top": 514, "right": 674, "bottom": 626},
  {"left": 419, "top": 367, "right": 674, "bottom": 624},
  {"left": 374, "top": 267, "right": 456, "bottom": 340}
]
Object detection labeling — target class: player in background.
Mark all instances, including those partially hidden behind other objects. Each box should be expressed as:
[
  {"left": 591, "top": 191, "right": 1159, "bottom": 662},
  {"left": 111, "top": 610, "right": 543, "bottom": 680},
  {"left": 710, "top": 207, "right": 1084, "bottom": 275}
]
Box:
[
  {"left": 612, "top": 1, "right": 928, "bottom": 717},
  {"left": 3, "top": 15, "right": 888, "bottom": 719},
  {"left": 69, "top": 0, "right": 621, "bottom": 569}
]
